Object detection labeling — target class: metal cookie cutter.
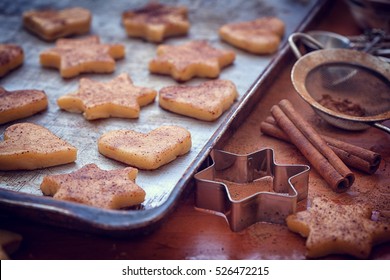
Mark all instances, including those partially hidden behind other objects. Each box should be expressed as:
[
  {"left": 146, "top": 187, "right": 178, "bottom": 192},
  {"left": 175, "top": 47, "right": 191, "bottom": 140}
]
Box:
[{"left": 194, "top": 149, "right": 310, "bottom": 232}]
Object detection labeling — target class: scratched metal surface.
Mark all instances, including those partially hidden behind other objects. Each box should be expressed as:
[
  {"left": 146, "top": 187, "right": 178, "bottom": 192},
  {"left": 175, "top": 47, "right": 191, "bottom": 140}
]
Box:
[{"left": 0, "top": 0, "right": 323, "bottom": 234}]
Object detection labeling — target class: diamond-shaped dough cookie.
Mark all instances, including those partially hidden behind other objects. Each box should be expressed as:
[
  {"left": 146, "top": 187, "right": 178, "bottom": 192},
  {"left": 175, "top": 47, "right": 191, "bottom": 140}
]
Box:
[
  {"left": 159, "top": 79, "right": 238, "bottom": 121},
  {"left": 57, "top": 73, "right": 157, "bottom": 120},
  {"left": 122, "top": 2, "right": 189, "bottom": 42},
  {"left": 286, "top": 197, "right": 390, "bottom": 259},
  {"left": 149, "top": 40, "right": 235, "bottom": 81},
  {"left": 98, "top": 126, "right": 191, "bottom": 170},
  {"left": 40, "top": 35, "right": 125, "bottom": 78},
  {"left": 0, "top": 86, "right": 48, "bottom": 124},
  {"left": 0, "top": 44, "right": 24, "bottom": 77},
  {"left": 40, "top": 163, "right": 145, "bottom": 209},
  {"left": 0, "top": 123, "right": 77, "bottom": 170},
  {"left": 219, "top": 17, "right": 285, "bottom": 54},
  {"left": 23, "top": 7, "right": 91, "bottom": 41}
]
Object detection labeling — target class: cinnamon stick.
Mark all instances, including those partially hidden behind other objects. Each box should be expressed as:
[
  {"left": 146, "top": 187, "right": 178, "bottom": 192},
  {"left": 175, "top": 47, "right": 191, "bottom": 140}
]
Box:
[
  {"left": 270, "top": 99, "right": 354, "bottom": 192},
  {"left": 260, "top": 116, "right": 381, "bottom": 174},
  {"left": 321, "top": 136, "right": 381, "bottom": 167}
]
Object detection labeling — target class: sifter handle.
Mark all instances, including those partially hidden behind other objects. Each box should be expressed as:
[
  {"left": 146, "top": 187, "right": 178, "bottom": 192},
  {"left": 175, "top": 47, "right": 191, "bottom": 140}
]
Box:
[
  {"left": 288, "top": 32, "right": 324, "bottom": 59},
  {"left": 372, "top": 122, "right": 390, "bottom": 134}
]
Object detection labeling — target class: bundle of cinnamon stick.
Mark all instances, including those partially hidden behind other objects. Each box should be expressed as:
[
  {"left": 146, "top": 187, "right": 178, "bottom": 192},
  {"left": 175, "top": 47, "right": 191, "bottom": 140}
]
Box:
[{"left": 260, "top": 99, "right": 381, "bottom": 193}]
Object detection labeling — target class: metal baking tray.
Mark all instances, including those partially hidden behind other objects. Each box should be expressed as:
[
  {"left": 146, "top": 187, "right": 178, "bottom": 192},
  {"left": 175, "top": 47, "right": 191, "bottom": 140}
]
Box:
[{"left": 0, "top": 0, "right": 327, "bottom": 235}]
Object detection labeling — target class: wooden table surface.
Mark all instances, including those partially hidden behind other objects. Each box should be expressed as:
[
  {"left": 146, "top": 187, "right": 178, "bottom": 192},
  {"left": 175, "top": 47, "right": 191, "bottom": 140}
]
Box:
[{"left": 1, "top": 0, "right": 389, "bottom": 260}]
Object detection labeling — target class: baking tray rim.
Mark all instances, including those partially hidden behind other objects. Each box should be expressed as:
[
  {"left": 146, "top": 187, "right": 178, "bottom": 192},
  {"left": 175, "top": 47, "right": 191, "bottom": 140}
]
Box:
[{"left": 0, "top": 0, "right": 329, "bottom": 236}]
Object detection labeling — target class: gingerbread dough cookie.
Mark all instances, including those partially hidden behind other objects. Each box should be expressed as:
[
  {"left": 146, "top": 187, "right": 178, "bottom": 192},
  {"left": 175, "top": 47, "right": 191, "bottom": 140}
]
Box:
[
  {"left": 0, "top": 123, "right": 77, "bottom": 170},
  {"left": 159, "top": 79, "right": 238, "bottom": 121},
  {"left": 149, "top": 40, "right": 235, "bottom": 81},
  {"left": 23, "top": 7, "right": 91, "bottom": 41},
  {"left": 219, "top": 17, "right": 285, "bottom": 54},
  {"left": 40, "top": 35, "right": 125, "bottom": 78},
  {"left": 0, "top": 44, "right": 23, "bottom": 77},
  {"left": 58, "top": 73, "right": 156, "bottom": 120},
  {"left": 286, "top": 197, "right": 390, "bottom": 259},
  {"left": 98, "top": 126, "right": 191, "bottom": 170},
  {"left": 122, "top": 2, "right": 189, "bottom": 42},
  {"left": 40, "top": 164, "right": 145, "bottom": 209},
  {"left": 0, "top": 86, "right": 48, "bottom": 124}
]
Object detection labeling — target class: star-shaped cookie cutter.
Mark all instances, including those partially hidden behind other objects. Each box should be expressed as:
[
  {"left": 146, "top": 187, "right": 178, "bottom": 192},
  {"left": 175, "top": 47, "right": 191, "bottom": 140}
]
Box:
[{"left": 194, "top": 149, "right": 310, "bottom": 232}]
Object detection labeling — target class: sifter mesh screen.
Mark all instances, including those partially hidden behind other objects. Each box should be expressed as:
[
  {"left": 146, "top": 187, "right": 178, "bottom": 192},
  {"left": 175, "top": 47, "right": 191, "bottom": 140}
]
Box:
[{"left": 305, "top": 62, "right": 390, "bottom": 117}]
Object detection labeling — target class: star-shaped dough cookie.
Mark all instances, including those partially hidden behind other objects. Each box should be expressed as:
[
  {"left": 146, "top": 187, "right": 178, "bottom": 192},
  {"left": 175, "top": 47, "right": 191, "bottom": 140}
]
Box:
[
  {"left": 122, "top": 2, "right": 189, "bottom": 42},
  {"left": 219, "top": 17, "right": 285, "bottom": 54},
  {"left": 0, "top": 44, "right": 24, "bottom": 77},
  {"left": 286, "top": 197, "right": 390, "bottom": 259},
  {"left": 98, "top": 125, "right": 191, "bottom": 170},
  {"left": 0, "top": 229, "right": 22, "bottom": 260},
  {"left": 149, "top": 40, "right": 236, "bottom": 81},
  {"left": 40, "top": 163, "right": 145, "bottom": 209},
  {"left": 23, "top": 7, "right": 92, "bottom": 41},
  {"left": 57, "top": 73, "right": 157, "bottom": 120},
  {"left": 40, "top": 35, "right": 125, "bottom": 78},
  {"left": 0, "top": 86, "right": 48, "bottom": 124},
  {"left": 0, "top": 122, "right": 77, "bottom": 170},
  {"left": 159, "top": 79, "right": 238, "bottom": 121}
]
